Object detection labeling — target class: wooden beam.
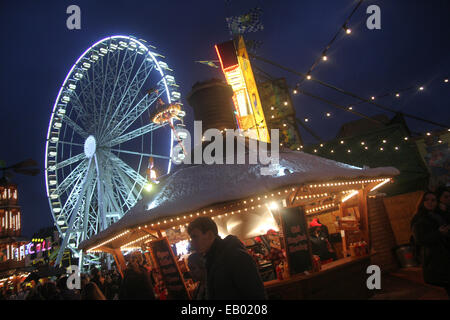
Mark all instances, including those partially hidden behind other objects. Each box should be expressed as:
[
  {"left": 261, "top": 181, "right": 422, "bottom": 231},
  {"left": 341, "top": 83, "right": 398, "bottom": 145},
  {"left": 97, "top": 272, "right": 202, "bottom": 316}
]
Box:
[
  {"left": 112, "top": 249, "right": 127, "bottom": 278},
  {"left": 358, "top": 189, "right": 370, "bottom": 246}
]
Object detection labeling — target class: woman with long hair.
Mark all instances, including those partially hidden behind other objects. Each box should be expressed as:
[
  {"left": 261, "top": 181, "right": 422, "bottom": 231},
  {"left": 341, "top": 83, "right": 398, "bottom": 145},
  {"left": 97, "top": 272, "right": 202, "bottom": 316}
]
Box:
[{"left": 411, "top": 191, "right": 450, "bottom": 298}]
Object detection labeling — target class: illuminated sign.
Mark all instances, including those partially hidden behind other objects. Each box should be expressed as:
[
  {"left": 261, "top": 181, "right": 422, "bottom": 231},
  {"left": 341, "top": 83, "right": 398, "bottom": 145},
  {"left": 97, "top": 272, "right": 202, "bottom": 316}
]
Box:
[
  {"left": 13, "top": 240, "right": 52, "bottom": 261},
  {"left": 215, "top": 36, "right": 270, "bottom": 143}
]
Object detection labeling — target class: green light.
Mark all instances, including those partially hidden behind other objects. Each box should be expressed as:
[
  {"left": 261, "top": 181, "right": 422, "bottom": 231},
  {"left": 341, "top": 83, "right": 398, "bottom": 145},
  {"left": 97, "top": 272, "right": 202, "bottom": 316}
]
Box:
[{"left": 145, "top": 183, "right": 153, "bottom": 192}]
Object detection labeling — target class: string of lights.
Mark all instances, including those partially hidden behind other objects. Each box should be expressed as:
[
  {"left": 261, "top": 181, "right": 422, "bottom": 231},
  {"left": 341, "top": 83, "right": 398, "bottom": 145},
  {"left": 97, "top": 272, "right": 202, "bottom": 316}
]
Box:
[
  {"left": 250, "top": 53, "right": 449, "bottom": 129},
  {"left": 296, "top": 0, "right": 364, "bottom": 87}
]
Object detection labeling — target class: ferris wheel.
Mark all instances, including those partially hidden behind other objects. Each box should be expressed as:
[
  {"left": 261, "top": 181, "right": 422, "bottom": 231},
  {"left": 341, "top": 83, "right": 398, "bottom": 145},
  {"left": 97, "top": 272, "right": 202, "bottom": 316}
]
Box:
[{"left": 45, "top": 35, "right": 185, "bottom": 267}]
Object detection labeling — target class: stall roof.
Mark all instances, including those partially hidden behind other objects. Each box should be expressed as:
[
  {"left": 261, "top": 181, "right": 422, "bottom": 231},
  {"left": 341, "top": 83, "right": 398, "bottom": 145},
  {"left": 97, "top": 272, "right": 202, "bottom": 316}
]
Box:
[{"left": 79, "top": 149, "right": 399, "bottom": 250}]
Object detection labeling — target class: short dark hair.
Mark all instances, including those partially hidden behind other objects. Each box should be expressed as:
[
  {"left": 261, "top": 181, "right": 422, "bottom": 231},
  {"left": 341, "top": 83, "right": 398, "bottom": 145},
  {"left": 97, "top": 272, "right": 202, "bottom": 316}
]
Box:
[{"left": 187, "top": 217, "right": 218, "bottom": 236}]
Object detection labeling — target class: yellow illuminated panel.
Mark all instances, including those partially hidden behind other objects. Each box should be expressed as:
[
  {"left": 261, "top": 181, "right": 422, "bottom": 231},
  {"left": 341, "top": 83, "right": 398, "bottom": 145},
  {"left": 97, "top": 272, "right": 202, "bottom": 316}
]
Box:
[
  {"left": 215, "top": 40, "right": 270, "bottom": 143},
  {"left": 236, "top": 36, "right": 270, "bottom": 143}
]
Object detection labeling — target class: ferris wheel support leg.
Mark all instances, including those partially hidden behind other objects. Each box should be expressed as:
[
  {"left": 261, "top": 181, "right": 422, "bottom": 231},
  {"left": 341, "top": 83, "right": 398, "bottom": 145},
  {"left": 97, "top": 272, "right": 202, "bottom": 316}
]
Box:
[
  {"left": 56, "top": 158, "right": 93, "bottom": 266},
  {"left": 78, "top": 250, "right": 84, "bottom": 273},
  {"left": 94, "top": 154, "right": 107, "bottom": 231}
]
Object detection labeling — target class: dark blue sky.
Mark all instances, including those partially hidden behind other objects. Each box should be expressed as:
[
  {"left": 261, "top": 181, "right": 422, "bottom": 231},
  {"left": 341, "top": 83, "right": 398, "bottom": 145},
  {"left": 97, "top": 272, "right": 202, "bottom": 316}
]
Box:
[{"left": 1, "top": 0, "right": 449, "bottom": 238}]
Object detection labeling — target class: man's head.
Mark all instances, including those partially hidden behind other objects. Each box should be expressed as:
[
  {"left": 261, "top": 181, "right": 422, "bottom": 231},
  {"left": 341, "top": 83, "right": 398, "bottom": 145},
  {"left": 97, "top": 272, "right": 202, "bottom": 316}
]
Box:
[{"left": 187, "top": 217, "right": 219, "bottom": 254}]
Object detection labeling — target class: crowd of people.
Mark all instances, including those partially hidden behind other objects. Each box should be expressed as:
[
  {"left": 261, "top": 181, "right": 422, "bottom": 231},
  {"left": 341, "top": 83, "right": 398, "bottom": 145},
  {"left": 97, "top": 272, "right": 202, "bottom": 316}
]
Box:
[
  {"left": 0, "top": 253, "right": 171, "bottom": 300},
  {"left": 2, "top": 187, "right": 447, "bottom": 301},
  {"left": 0, "top": 216, "right": 267, "bottom": 300},
  {"left": 0, "top": 268, "right": 122, "bottom": 300}
]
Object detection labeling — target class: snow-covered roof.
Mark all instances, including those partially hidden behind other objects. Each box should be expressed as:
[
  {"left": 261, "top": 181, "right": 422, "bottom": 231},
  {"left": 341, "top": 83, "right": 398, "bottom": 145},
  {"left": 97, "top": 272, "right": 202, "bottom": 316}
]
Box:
[{"left": 79, "top": 149, "right": 399, "bottom": 250}]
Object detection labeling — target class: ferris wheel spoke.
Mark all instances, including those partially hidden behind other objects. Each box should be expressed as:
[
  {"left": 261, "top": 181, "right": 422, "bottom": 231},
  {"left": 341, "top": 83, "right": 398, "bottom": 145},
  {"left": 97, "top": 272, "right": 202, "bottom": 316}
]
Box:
[
  {"left": 97, "top": 150, "right": 136, "bottom": 217},
  {"left": 61, "top": 115, "right": 89, "bottom": 139},
  {"left": 77, "top": 72, "right": 98, "bottom": 126},
  {"left": 94, "top": 153, "right": 108, "bottom": 231},
  {"left": 102, "top": 86, "right": 166, "bottom": 143},
  {"left": 68, "top": 91, "right": 95, "bottom": 131},
  {"left": 58, "top": 140, "right": 84, "bottom": 148},
  {"left": 97, "top": 45, "right": 121, "bottom": 136},
  {"left": 109, "top": 148, "right": 170, "bottom": 160},
  {"left": 99, "top": 47, "right": 139, "bottom": 139},
  {"left": 55, "top": 153, "right": 85, "bottom": 170},
  {"left": 100, "top": 57, "right": 155, "bottom": 139},
  {"left": 51, "top": 159, "right": 88, "bottom": 197},
  {"left": 56, "top": 158, "right": 94, "bottom": 265},
  {"left": 105, "top": 122, "right": 165, "bottom": 147},
  {"left": 102, "top": 177, "right": 124, "bottom": 220},
  {"left": 112, "top": 164, "right": 140, "bottom": 209},
  {"left": 82, "top": 178, "right": 96, "bottom": 241},
  {"left": 107, "top": 152, "right": 148, "bottom": 187}
]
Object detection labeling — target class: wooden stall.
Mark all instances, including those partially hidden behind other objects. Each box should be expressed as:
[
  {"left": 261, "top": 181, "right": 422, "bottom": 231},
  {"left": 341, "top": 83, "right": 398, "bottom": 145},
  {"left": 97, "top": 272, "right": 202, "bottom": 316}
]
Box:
[{"left": 81, "top": 175, "right": 394, "bottom": 300}]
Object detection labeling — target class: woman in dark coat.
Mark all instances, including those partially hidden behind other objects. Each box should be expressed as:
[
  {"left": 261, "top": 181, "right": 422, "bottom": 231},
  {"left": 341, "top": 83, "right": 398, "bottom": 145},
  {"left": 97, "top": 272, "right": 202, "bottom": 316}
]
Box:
[
  {"left": 411, "top": 191, "right": 450, "bottom": 297},
  {"left": 119, "top": 252, "right": 155, "bottom": 300}
]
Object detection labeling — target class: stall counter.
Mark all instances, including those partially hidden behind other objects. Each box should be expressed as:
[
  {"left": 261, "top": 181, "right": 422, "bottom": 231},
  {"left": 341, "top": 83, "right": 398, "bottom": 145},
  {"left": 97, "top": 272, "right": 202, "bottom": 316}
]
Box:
[{"left": 264, "top": 253, "right": 374, "bottom": 300}]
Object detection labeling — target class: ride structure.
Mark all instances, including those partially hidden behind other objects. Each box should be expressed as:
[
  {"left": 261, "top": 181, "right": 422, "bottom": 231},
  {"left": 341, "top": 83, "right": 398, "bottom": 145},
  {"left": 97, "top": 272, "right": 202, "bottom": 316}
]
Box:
[{"left": 45, "top": 35, "right": 184, "bottom": 268}]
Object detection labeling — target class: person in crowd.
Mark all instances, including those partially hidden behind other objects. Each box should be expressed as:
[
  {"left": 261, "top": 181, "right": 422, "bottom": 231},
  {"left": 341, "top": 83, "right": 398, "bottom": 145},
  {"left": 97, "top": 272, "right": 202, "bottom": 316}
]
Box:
[
  {"left": 119, "top": 252, "right": 155, "bottom": 300},
  {"left": 436, "top": 186, "right": 450, "bottom": 222},
  {"left": 411, "top": 191, "right": 450, "bottom": 298},
  {"left": 57, "top": 276, "right": 80, "bottom": 300},
  {"left": 308, "top": 218, "right": 337, "bottom": 262},
  {"left": 187, "top": 217, "right": 267, "bottom": 300},
  {"left": 81, "top": 281, "right": 106, "bottom": 300},
  {"left": 187, "top": 252, "right": 207, "bottom": 300},
  {"left": 90, "top": 267, "right": 105, "bottom": 295},
  {"left": 40, "top": 281, "right": 61, "bottom": 300}
]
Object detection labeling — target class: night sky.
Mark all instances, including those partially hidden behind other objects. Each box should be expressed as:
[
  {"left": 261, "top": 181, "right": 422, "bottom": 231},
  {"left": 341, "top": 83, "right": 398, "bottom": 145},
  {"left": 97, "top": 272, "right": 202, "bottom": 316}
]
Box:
[{"left": 0, "top": 0, "right": 449, "bottom": 238}]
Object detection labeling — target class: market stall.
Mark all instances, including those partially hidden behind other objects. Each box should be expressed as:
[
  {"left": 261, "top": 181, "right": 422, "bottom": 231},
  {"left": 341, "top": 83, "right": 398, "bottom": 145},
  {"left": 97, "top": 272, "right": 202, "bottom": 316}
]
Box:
[{"left": 79, "top": 147, "right": 398, "bottom": 299}]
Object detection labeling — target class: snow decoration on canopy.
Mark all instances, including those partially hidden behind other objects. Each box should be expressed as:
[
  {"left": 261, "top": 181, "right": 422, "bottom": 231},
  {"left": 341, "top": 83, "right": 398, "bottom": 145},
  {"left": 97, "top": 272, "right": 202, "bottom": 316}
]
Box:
[{"left": 80, "top": 147, "right": 399, "bottom": 250}]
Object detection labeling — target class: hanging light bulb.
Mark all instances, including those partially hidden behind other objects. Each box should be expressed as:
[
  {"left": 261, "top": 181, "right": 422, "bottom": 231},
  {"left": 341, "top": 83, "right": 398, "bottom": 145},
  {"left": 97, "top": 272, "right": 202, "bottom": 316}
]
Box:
[
  {"left": 306, "top": 74, "right": 312, "bottom": 80},
  {"left": 419, "top": 86, "right": 424, "bottom": 91},
  {"left": 445, "top": 78, "right": 449, "bottom": 83},
  {"left": 322, "top": 55, "right": 328, "bottom": 61},
  {"left": 346, "top": 28, "right": 352, "bottom": 34},
  {"left": 293, "top": 89, "right": 298, "bottom": 94},
  {"left": 326, "top": 112, "right": 331, "bottom": 117},
  {"left": 371, "top": 96, "right": 375, "bottom": 100},
  {"left": 348, "top": 106, "right": 353, "bottom": 110},
  {"left": 395, "top": 93, "right": 400, "bottom": 97}
]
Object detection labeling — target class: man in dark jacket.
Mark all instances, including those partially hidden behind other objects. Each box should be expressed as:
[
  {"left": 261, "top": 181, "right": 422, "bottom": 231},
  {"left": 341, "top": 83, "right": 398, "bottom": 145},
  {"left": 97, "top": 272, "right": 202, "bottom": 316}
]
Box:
[{"left": 188, "top": 217, "right": 267, "bottom": 300}]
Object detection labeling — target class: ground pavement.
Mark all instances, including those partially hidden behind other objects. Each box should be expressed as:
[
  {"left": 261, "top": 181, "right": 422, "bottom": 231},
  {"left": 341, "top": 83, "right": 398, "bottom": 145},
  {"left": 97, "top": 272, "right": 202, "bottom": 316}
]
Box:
[{"left": 369, "top": 267, "right": 448, "bottom": 300}]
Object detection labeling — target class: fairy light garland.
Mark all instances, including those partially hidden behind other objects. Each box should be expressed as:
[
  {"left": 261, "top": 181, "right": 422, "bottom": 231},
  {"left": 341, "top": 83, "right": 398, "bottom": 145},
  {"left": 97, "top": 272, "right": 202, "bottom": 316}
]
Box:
[
  {"left": 121, "top": 234, "right": 152, "bottom": 250},
  {"left": 87, "top": 230, "right": 130, "bottom": 252},
  {"left": 87, "top": 178, "right": 392, "bottom": 253}
]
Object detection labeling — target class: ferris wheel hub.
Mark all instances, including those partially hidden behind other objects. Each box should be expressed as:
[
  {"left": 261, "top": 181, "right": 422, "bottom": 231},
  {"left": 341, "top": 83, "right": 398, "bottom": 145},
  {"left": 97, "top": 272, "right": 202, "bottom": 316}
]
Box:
[{"left": 84, "top": 135, "right": 97, "bottom": 158}]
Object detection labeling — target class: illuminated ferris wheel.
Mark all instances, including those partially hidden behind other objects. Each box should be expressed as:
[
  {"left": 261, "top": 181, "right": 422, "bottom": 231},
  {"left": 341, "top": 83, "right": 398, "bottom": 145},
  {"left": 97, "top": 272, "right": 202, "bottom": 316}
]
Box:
[{"left": 45, "top": 35, "right": 185, "bottom": 267}]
